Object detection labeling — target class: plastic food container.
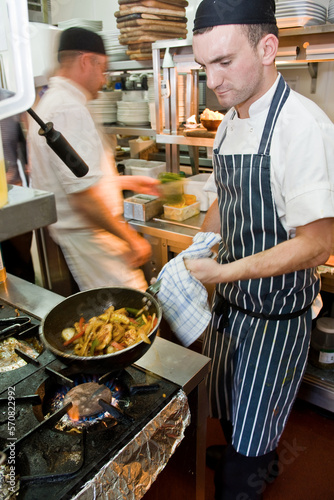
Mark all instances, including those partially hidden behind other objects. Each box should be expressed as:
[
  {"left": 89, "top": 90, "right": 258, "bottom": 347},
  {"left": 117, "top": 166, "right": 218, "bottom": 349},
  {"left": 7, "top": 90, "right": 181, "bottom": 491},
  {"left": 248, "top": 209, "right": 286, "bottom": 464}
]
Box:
[
  {"left": 184, "top": 173, "right": 211, "bottom": 211},
  {"left": 117, "top": 159, "right": 166, "bottom": 178},
  {"left": 163, "top": 201, "right": 200, "bottom": 221},
  {"left": 309, "top": 317, "right": 334, "bottom": 370}
]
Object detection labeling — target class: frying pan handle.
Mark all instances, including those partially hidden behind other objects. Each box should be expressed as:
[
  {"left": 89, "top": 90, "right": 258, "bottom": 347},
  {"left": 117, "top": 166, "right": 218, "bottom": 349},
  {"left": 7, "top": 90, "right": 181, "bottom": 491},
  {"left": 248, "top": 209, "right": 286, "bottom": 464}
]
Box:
[{"left": 146, "top": 279, "right": 161, "bottom": 297}]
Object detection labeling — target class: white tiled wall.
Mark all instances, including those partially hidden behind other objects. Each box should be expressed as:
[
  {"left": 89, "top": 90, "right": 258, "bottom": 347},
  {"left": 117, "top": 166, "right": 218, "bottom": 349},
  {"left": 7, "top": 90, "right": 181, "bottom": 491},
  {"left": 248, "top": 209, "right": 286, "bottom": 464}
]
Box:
[{"left": 281, "top": 62, "right": 334, "bottom": 121}]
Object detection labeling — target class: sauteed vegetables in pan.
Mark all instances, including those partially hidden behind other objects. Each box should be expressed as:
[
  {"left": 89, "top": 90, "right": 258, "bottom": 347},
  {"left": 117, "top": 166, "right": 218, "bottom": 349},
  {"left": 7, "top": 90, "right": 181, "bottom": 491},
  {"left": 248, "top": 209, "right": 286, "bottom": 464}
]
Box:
[{"left": 61, "top": 305, "right": 157, "bottom": 357}]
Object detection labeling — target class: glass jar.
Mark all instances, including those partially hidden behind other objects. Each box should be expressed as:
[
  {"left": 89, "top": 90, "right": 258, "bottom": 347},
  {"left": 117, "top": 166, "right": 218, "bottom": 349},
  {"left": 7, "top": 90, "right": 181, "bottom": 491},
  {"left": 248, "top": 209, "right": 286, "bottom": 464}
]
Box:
[{"left": 309, "top": 317, "right": 334, "bottom": 370}]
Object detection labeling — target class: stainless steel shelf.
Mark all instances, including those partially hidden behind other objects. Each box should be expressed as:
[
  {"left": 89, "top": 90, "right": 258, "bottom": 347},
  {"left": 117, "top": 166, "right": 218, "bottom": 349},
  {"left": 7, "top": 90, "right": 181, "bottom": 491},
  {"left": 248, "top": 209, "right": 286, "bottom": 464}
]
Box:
[
  {"left": 108, "top": 60, "right": 154, "bottom": 72},
  {"left": 104, "top": 125, "right": 156, "bottom": 136},
  {"left": 279, "top": 24, "right": 334, "bottom": 37}
]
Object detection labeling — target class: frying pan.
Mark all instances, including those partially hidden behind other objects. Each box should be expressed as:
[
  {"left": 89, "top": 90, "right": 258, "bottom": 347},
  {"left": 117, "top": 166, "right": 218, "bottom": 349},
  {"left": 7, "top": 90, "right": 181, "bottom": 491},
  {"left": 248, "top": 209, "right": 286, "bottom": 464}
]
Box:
[{"left": 40, "top": 286, "right": 162, "bottom": 374}]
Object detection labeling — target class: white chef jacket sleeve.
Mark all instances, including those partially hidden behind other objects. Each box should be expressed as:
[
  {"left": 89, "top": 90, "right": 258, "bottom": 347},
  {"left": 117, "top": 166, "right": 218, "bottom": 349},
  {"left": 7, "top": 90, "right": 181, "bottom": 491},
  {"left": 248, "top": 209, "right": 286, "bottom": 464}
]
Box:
[
  {"left": 278, "top": 96, "right": 334, "bottom": 229},
  {"left": 203, "top": 172, "right": 217, "bottom": 193},
  {"left": 45, "top": 105, "right": 105, "bottom": 194}
]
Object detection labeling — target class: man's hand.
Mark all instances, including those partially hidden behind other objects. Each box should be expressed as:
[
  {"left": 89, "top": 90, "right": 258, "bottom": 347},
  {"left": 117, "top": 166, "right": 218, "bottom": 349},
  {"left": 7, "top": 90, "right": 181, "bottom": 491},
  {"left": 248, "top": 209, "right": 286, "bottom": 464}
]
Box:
[
  {"left": 120, "top": 175, "right": 161, "bottom": 196},
  {"left": 185, "top": 257, "right": 223, "bottom": 284},
  {"left": 124, "top": 234, "right": 152, "bottom": 269}
]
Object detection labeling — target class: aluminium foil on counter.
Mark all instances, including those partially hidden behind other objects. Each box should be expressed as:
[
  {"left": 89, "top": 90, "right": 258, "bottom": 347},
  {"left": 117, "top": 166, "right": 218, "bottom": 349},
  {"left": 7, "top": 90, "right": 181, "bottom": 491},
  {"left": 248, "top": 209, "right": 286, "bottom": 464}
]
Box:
[{"left": 72, "top": 389, "right": 190, "bottom": 500}]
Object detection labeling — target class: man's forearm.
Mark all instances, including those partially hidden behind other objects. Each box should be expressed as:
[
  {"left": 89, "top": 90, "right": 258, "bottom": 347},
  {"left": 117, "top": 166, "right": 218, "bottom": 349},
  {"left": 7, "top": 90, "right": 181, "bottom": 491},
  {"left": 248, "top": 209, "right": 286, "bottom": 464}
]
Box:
[
  {"left": 70, "top": 187, "right": 139, "bottom": 246},
  {"left": 185, "top": 218, "right": 333, "bottom": 285},
  {"left": 201, "top": 199, "right": 221, "bottom": 233}
]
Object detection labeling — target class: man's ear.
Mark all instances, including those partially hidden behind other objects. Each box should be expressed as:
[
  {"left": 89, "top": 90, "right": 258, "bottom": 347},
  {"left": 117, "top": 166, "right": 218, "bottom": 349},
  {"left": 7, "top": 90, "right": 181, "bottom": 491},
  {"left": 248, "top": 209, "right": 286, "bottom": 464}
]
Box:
[
  {"left": 79, "top": 52, "right": 91, "bottom": 71},
  {"left": 260, "top": 34, "right": 278, "bottom": 66}
]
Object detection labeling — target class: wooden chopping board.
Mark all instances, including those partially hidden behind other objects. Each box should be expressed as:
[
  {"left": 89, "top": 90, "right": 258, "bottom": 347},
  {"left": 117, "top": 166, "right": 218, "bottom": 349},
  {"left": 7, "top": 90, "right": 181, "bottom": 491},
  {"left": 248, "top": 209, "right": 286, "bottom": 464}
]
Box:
[
  {"left": 119, "top": 33, "right": 186, "bottom": 43},
  {"left": 117, "top": 12, "right": 187, "bottom": 22},
  {"left": 118, "top": 18, "right": 187, "bottom": 28},
  {"left": 126, "top": 47, "right": 153, "bottom": 54},
  {"left": 120, "top": 25, "right": 188, "bottom": 34},
  {"left": 119, "top": 0, "right": 186, "bottom": 11},
  {"left": 118, "top": 0, "right": 189, "bottom": 6},
  {"left": 124, "top": 41, "right": 153, "bottom": 50},
  {"left": 115, "top": 6, "right": 186, "bottom": 18},
  {"left": 183, "top": 128, "right": 216, "bottom": 138}
]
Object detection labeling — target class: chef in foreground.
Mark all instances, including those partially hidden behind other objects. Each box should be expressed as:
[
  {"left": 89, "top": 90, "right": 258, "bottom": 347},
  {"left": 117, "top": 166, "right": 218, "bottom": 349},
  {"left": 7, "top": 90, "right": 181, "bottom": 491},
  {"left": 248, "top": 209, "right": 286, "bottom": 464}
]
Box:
[{"left": 185, "top": 0, "right": 334, "bottom": 498}]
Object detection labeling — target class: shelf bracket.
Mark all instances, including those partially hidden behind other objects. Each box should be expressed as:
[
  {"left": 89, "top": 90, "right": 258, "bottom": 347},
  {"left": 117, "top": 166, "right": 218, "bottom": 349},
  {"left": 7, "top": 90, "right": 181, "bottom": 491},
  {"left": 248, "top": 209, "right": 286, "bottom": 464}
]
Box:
[{"left": 308, "top": 62, "right": 318, "bottom": 94}]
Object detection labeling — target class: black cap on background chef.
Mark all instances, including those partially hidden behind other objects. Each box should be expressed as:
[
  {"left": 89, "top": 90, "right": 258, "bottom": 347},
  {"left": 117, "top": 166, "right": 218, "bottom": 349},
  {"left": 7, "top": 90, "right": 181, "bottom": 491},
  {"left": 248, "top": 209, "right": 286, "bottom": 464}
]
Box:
[
  {"left": 193, "top": 0, "right": 277, "bottom": 31},
  {"left": 57, "top": 27, "right": 106, "bottom": 61}
]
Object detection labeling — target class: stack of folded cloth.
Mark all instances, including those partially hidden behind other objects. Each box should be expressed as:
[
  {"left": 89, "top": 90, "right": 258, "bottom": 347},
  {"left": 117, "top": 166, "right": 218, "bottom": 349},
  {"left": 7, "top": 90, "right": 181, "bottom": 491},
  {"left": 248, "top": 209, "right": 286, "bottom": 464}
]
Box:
[
  {"left": 114, "top": 0, "right": 188, "bottom": 60},
  {"left": 156, "top": 232, "right": 222, "bottom": 347}
]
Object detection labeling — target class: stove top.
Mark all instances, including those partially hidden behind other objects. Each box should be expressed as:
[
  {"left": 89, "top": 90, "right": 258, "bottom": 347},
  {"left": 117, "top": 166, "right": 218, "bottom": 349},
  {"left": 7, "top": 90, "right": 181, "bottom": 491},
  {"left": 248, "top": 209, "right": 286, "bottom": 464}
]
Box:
[{"left": 0, "top": 300, "right": 181, "bottom": 500}]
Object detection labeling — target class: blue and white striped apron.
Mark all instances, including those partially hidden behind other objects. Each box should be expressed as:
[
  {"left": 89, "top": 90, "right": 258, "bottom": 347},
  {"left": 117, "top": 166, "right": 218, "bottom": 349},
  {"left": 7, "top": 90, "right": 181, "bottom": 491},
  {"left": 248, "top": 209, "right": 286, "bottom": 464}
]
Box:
[{"left": 203, "top": 75, "right": 319, "bottom": 457}]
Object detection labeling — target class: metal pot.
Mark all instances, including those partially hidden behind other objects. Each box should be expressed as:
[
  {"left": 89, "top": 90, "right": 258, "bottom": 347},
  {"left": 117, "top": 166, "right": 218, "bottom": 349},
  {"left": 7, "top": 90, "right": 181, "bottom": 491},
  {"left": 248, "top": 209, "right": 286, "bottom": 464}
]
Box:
[{"left": 40, "top": 286, "right": 162, "bottom": 374}]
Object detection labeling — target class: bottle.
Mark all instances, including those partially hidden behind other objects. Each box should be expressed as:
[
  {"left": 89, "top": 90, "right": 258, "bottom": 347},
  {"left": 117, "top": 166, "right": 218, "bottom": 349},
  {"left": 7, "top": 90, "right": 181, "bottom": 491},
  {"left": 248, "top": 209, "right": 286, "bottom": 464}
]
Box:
[
  {"left": 0, "top": 246, "right": 7, "bottom": 284},
  {"left": 0, "top": 129, "right": 8, "bottom": 208}
]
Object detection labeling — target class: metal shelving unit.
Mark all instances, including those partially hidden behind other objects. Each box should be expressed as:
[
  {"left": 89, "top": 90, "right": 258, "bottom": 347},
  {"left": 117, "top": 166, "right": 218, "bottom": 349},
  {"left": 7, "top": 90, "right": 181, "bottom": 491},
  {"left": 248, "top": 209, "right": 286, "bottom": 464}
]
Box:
[
  {"left": 103, "top": 125, "right": 155, "bottom": 136},
  {"left": 105, "top": 60, "right": 156, "bottom": 138}
]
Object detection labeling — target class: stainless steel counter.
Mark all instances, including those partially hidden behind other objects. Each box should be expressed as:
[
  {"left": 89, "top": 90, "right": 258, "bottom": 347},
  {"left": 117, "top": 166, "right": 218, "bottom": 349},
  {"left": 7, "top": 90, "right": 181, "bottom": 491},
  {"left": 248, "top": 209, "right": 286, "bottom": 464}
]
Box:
[
  {"left": 128, "top": 211, "right": 205, "bottom": 242},
  {"left": 0, "top": 274, "right": 211, "bottom": 500},
  {"left": 0, "top": 185, "right": 57, "bottom": 242}
]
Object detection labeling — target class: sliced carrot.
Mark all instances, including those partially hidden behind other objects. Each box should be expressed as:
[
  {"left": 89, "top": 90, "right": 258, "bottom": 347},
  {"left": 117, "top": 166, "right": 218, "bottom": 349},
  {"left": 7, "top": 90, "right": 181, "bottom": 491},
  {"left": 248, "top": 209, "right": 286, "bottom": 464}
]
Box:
[{"left": 63, "top": 317, "right": 86, "bottom": 346}]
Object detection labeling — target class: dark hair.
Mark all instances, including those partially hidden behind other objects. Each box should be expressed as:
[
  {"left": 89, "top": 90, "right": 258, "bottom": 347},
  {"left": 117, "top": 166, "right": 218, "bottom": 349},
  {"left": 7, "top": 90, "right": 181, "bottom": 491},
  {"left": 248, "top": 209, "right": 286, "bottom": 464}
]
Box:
[
  {"left": 193, "top": 23, "right": 279, "bottom": 49},
  {"left": 240, "top": 23, "right": 279, "bottom": 48}
]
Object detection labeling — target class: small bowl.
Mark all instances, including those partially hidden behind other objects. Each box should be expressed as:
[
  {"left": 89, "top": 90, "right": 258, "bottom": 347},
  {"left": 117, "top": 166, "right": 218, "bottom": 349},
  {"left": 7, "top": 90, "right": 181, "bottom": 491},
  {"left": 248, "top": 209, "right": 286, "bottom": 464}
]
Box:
[{"left": 201, "top": 119, "right": 222, "bottom": 132}]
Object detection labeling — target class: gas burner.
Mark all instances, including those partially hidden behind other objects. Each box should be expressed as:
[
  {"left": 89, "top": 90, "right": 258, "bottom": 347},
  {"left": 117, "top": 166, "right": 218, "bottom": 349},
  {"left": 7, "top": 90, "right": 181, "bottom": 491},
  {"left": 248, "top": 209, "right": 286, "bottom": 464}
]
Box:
[
  {"left": 64, "top": 382, "right": 112, "bottom": 419},
  {"left": 33, "top": 370, "right": 142, "bottom": 433}
]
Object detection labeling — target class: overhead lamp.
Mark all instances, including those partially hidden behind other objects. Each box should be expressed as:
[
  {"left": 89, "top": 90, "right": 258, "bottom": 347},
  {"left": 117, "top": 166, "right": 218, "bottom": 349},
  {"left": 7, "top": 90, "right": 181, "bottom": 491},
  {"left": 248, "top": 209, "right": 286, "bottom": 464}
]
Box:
[{"left": 162, "top": 47, "right": 174, "bottom": 68}]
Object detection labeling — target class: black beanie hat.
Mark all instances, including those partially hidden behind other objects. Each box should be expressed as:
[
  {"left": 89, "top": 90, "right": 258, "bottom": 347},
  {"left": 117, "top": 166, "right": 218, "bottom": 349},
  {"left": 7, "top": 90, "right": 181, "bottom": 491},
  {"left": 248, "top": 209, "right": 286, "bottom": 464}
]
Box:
[
  {"left": 193, "top": 0, "right": 276, "bottom": 32},
  {"left": 58, "top": 27, "right": 106, "bottom": 57}
]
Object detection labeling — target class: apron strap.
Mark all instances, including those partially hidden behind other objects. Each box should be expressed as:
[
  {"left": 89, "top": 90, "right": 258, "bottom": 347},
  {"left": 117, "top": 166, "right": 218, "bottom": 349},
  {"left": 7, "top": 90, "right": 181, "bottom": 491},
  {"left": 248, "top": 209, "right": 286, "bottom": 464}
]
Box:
[
  {"left": 214, "top": 292, "right": 311, "bottom": 331},
  {"left": 214, "top": 109, "right": 237, "bottom": 154},
  {"left": 258, "top": 74, "right": 290, "bottom": 156}
]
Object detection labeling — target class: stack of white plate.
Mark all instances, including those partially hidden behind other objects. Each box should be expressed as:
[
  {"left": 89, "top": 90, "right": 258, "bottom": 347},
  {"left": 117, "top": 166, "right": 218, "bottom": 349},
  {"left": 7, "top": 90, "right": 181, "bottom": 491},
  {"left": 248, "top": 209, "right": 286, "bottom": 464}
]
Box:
[
  {"left": 122, "top": 90, "right": 147, "bottom": 102},
  {"left": 88, "top": 91, "right": 122, "bottom": 125},
  {"left": 98, "top": 30, "right": 129, "bottom": 62},
  {"left": 275, "top": 1, "right": 328, "bottom": 28},
  {"left": 58, "top": 19, "right": 103, "bottom": 32},
  {"left": 117, "top": 101, "right": 150, "bottom": 126},
  {"left": 328, "top": 0, "right": 334, "bottom": 22}
]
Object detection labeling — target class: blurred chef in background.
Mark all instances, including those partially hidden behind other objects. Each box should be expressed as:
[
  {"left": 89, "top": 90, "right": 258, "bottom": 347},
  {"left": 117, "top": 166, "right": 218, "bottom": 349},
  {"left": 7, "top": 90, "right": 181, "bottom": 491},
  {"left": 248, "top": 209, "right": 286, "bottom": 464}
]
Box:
[{"left": 28, "top": 27, "right": 159, "bottom": 292}]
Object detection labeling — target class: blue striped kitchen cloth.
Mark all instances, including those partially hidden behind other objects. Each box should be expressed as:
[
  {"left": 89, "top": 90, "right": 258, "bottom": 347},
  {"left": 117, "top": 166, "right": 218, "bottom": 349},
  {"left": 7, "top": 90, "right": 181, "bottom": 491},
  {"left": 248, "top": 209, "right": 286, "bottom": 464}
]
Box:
[{"left": 157, "top": 232, "right": 222, "bottom": 347}]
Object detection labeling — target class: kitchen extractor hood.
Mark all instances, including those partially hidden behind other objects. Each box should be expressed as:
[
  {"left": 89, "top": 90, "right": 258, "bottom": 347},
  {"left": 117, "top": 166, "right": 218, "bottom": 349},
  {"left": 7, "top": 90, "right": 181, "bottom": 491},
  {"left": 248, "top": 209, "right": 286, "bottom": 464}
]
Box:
[{"left": 29, "top": 22, "right": 61, "bottom": 87}]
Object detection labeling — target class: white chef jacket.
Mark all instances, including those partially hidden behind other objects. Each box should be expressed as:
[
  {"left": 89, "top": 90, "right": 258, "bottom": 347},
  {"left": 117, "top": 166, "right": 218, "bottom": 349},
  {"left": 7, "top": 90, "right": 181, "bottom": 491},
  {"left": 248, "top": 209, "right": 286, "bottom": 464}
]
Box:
[
  {"left": 28, "top": 77, "right": 147, "bottom": 291},
  {"left": 29, "top": 77, "right": 123, "bottom": 230},
  {"left": 204, "top": 74, "right": 334, "bottom": 236}
]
